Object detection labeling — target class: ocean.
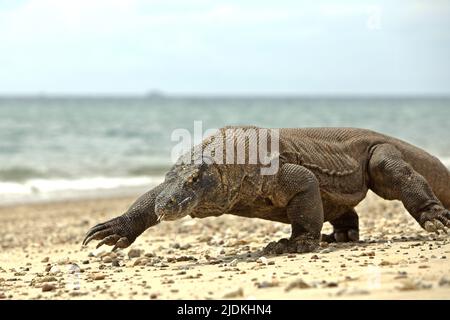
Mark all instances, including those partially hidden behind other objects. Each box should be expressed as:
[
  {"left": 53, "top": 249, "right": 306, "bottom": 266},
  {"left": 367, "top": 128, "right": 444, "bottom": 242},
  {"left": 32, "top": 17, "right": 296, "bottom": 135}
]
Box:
[{"left": 0, "top": 96, "right": 449, "bottom": 204}]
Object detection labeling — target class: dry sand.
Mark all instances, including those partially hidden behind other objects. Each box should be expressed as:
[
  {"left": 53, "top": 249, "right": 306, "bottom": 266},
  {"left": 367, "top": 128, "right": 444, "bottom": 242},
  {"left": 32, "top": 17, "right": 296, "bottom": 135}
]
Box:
[{"left": 0, "top": 192, "right": 449, "bottom": 300}]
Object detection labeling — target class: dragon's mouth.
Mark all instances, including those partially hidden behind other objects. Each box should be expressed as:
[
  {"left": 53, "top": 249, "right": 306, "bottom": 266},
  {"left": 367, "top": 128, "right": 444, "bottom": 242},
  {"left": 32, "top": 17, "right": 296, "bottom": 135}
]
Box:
[
  {"left": 155, "top": 195, "right": 196, "bottom": 221},
  {"left": 178, "top": 196, "right": 193, "bottom": 212}
]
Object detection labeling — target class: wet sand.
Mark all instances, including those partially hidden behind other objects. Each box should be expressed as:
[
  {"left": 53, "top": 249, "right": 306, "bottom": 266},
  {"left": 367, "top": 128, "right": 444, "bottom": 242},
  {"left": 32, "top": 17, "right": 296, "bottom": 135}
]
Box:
[{"left": 0, "top": 192, "right": 449, "bottom": 300}]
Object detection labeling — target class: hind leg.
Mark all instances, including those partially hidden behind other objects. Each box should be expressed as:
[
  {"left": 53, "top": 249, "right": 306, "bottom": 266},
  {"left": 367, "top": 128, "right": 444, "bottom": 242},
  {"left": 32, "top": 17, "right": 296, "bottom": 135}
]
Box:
[
  {"left": 368, "top": 144, "right": 450, "bottom": 233},
  {"left": 322, "top": 209, "right": 360, "bottom": 243}
]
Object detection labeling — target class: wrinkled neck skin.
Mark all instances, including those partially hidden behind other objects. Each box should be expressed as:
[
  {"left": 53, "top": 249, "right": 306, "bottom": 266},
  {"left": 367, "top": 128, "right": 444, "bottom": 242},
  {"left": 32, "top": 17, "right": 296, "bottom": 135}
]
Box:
[
  {"left": 189, "top": 163, "right": 264, "bottom": 218},
  {"left": 128, "top": 162, "right": 271, "bottom": 225}
]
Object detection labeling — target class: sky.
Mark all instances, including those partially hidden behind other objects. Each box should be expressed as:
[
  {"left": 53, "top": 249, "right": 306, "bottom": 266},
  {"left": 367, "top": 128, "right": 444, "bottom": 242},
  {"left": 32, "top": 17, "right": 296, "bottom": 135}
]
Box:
[{"left": 0, "top": 0, "right": 449, "bottom": 95}]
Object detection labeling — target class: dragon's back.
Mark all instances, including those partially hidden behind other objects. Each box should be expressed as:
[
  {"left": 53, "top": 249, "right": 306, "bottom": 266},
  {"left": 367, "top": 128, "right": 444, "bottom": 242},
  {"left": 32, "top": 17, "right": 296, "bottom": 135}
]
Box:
[{"left": 278, "top": 127, "right": 388, "bottom": 177}]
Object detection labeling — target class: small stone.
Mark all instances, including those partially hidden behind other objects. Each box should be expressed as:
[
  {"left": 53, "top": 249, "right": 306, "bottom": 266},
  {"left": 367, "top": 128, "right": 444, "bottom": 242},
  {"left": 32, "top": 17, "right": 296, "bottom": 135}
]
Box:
[
  {"left": 256, "top": 280, "right": 279, "bottom": 289},
  {"left": 438, "top": 276, "right": 450, "bottom": 287},
  {"left": 102, "top": 256, "right": 113, "bottom": 263},
  {"left": 144, "top": 252, "right": 156, "bottom": 258},
  {"left": 398, "top": 280, "right": 432, "bottom": 291},
  {"left": 41, "top": 257, "right": 49, "bottom": 263},
  {"left": 89, "top": 247, "right": 107, "bottom": 258},
  {"left": 229, "top": 259, "right": 238, "bottom": 267},
  {"left": 39, "top": 276, "right": 58, "bottom": 283},
  {"left": 133, "top": 258, "right": 149, "bottom": 266},
  {"left": 336, "top": 288, "right": 370, "bottom": 296},
  {"left": 179, "top": 244, "right": 192, "bottom": 250},
  {"left": 256, "top": 257, "right": 268, "bottom": 265},
  {"left": 89, "top": 273, "right": 106, "bottom": 281},
  {"left": 42, "top": 283, "right": 56, "bottom": 292},
  {"left": 324, "top": 282, "right": 338, "bottom": 288},
  {"left": 49, "top": 266, "right": 60, "bottom": 274},
  {"left": 285, "top": 279, "right": 311, "bottom": 292},
  {"left": 150, "top": 293, "right": 159, "bottom": 299},
  {"left": 112, "top": 260, "right": 121, "bottom": 267},
  {"left": 223, "top": 288, "right": 244, "bottom": 298},
  {"left": 128, "top": 249, "right": 142, "bottom": 259}
]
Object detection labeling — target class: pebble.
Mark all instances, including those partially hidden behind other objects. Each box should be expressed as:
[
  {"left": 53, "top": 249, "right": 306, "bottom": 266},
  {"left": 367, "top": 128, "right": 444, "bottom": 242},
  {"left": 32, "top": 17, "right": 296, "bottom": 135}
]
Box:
[
  {"left": 89, "top": 247, "right": 107, "bottom": 258},
  {"left": 89, "top": 273, "right": 106, "bottom": 281},
  {"left": 128, "top": 249, "right": 143, "bottom": 259},
  {"left": 256, "top": 257, "right": 268, "bottom": 265},
  {"left": 179, "top": 244, "right": 192, "bottom": 250},
  {"left": 324, "top": 282, "right": 338, "bottom": 288},
  {"left": 223, "top": 288, "right": 244, "bottom": 298},
  {"left": 438, "top": 276, "right": 450, "bottom": 287},
  {"left": 256, "top": 279, "right": 279, "bottom": 288},
  {"left": 38, "top": 276, "right": 58, "bottom": 283},
  {"left": 379, "top": 260, "right": 394, "bottom": 266},
  {"left": 41, "top": 257, "right": 49, "bottom": 263},
  {"left": 133, "top": 258, "right": 149, "bottom": 266},
  {"left": 285, "top": 279, "right": 311, "bottom": 292},
  {"left": 49, "top": 266, "right": 61, "bottom": 274},
  {"left": 398, "top": 280, "right": 432, "bottom": 291},
  {"left": 229, "top": 259, "right": 238, "bottom": 267},
  {"left": 42, "top": 283, "right": 56, "bottom": 292},
  {"left": 112, "top": 260, "right": 121, "bottom": 267},
  {"left": 336, "top": 288, "right": 370, "bottom": 296}
]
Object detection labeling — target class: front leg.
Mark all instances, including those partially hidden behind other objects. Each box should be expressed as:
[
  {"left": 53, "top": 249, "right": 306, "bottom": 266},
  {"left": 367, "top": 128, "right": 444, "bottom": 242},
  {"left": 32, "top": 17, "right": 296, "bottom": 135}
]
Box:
[
  {"left": 83, "top": 183, "right": 165, "bottom": 251},
  {"left": 264, "top": 164, "right": 324, "bottom": 255}
]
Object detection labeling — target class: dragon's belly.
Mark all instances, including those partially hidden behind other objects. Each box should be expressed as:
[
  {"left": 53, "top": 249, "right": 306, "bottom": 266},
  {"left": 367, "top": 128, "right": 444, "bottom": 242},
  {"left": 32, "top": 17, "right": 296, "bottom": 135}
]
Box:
[{"left": 228, "top": 198, "right": 290, "bottom": 223}]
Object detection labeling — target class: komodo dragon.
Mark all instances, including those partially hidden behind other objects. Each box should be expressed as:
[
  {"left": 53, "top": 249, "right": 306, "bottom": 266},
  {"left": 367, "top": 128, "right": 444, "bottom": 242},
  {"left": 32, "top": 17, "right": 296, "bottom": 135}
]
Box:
[{"left": 83, "top": 127, "right": 450, "bottom": 254}]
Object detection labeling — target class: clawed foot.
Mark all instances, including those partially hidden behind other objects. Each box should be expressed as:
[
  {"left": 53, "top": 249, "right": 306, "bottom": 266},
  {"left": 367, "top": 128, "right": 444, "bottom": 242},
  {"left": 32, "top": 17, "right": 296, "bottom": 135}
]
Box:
[
  {"left": 83, "top": 216, "right": 136, "bottom": 251},
  {"left": 263, "top": 237, "right": 319, "bottom": 255},
  {"left": 419, "top": 206, "right": 450, "bottom": 235},
  {"left": 321, "top": 228, "right": 359, "bottom": 243}
]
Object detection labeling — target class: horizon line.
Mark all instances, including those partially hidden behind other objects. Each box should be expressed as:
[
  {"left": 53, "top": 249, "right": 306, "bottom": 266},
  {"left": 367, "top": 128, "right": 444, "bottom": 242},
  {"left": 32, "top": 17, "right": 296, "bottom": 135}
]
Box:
[{"left": 1, "top": 92, "right": 450, "bottom": 99}]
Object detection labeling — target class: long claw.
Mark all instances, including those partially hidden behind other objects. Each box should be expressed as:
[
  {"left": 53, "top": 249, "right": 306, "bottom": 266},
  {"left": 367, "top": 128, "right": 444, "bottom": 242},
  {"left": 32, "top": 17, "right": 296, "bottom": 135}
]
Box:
[
  {"left": 83, "top": 229, "right": 113, "bottom": 246},
  {"left": 83, "top": 224, "right": 107, "bottom": 245},
  {"left": 433, "top": 219, "right": 446, "bottom": 233},
  {"left": 96, "top": 234, "right": 121, "bottom": 249},
  {"left": 112, "top": 237, "right": 131, "bottom": 252},
  {"left": 424, "top": 221, "right": 437, "bottom": 233}
]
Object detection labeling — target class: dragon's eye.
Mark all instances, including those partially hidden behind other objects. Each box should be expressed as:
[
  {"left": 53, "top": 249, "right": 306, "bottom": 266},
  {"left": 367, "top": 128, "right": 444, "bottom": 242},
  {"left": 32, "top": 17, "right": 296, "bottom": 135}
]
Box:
[{"left": 187, "top": 172, "right": 199, "bottom": 184}]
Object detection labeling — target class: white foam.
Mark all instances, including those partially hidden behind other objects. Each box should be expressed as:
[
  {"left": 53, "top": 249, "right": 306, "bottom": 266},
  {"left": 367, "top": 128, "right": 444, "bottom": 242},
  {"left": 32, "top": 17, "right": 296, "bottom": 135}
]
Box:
[{"left": 0, "top": 175, "right": 164, "bottom": 206}]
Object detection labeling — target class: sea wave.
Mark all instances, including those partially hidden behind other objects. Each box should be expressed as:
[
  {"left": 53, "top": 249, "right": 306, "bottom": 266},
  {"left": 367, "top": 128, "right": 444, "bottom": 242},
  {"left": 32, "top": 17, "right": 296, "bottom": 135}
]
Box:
[
  {"left": 0, "top": 166, "right": 49, "bottom": 182},
  {"left": 0, "top": 156, "right": 448, "bottom": 206},
  {"left": 0, "top": 175, "right": 164, "bottom": 206}
]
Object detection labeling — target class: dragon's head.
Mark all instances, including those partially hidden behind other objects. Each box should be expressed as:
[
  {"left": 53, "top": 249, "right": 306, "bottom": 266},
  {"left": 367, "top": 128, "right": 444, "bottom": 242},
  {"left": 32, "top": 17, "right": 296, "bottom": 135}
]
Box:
[{"left": 155, "top": 160, "right": 220, "bottom": 221}]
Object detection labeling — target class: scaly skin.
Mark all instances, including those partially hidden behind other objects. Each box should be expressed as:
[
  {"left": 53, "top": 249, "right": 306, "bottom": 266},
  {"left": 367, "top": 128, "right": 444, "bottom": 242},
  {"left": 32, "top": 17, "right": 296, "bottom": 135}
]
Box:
[{"left": 84, "top": 127, "right": 450, "bottom": 255}]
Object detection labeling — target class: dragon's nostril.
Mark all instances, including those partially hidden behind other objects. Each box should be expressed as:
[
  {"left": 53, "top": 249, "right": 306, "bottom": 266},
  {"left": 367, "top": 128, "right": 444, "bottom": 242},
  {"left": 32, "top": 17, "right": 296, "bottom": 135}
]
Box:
[{"left": 168, "top": 197, "right": 176, "bottom": 206}]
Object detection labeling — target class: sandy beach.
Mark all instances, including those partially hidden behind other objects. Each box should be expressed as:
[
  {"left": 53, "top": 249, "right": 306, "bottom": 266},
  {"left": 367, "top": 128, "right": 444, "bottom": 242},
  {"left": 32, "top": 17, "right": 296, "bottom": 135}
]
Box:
[{"left": 0, "top": 191, "right": 449, "bottom": 300}]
